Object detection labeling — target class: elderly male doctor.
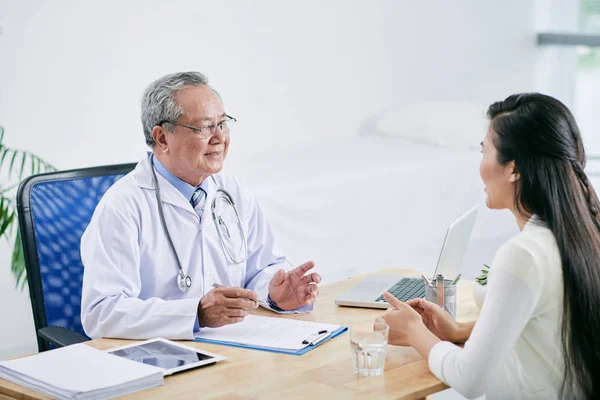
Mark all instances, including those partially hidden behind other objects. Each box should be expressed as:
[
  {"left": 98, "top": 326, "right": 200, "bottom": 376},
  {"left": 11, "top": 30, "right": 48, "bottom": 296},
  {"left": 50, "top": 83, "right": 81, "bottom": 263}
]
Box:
[{"left": 80, "top": 71, "right": 321, "bottom": 339}]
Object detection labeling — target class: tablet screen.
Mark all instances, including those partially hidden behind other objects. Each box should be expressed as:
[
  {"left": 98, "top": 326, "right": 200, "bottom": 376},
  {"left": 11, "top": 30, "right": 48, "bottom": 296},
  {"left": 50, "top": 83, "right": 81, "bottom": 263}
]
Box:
[{"left": 109, "top": 340, "right": 215, "bottom": 372}]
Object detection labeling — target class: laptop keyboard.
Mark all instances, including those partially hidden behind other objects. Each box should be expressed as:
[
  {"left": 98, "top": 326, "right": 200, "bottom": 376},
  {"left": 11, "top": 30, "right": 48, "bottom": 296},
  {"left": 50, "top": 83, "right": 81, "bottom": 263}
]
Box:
[{"left": 375, "top": 277, "right": 426, "bottom": 302}]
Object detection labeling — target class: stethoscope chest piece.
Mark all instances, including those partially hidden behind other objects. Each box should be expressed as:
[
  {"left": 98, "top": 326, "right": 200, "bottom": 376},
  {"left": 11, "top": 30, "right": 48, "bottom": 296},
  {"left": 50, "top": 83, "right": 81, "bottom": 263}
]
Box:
[
  {"left": 177, "top": 274, "right": 192, "bottom": 293},
  {"left": 149, "top": 153, "right": 247, "bottom": 293}
]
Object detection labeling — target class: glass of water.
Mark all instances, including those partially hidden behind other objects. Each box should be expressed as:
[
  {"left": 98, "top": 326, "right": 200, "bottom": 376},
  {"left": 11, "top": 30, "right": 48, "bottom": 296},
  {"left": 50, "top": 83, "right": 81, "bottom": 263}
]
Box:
[{"left": 349, "top": 321, "right": 389, "bottom": 376}]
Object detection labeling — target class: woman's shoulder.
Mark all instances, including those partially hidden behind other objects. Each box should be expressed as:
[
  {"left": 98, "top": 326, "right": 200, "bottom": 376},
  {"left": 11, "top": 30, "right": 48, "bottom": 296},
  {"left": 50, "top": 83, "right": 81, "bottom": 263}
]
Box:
[
  {"left": 499, "top": 219, "right": 557, "bottom": 256},
  {"left": 492, "top": 221, "right": 559, "bottom": 283}
]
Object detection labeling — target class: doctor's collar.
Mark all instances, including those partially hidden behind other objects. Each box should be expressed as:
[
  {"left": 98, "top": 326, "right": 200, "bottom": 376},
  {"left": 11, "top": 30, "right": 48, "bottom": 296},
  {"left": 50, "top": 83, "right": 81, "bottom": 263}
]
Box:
[{"left": 151, "top": 153, "right": 211, "bottom": 201}]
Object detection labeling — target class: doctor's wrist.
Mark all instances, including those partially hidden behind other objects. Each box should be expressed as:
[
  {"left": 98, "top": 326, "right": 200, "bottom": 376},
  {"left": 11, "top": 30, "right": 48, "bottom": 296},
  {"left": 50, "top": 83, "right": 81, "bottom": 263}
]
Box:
[
  {"left": 197, "top": 298, "right": 206, "bottom": 327},
  {"left": 266, "top": 294, "right": 284, "bottom": 311},
  {"left": 197, "top": 295, "right": 217, "bottom": 327}
]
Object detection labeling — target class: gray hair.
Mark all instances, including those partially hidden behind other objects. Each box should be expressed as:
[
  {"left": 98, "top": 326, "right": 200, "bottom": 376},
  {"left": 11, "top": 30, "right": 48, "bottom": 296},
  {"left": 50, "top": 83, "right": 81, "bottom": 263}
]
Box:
[{"left": 141, "top": 71, "right": 215, "bottom": 147}]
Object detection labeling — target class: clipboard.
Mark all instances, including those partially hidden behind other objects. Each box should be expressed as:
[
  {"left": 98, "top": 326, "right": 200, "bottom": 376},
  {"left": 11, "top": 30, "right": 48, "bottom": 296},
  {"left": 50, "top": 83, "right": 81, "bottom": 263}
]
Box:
[{"left": 193, "top": 315, "right": 348, "bottom": 356}]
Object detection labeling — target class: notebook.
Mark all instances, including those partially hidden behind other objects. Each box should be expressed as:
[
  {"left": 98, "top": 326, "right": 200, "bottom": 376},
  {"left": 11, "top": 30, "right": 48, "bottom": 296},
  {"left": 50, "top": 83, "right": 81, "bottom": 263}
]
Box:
[
  {"left": 194, "top": 315, "right": 347, "bottom": 355},
  {"left": 0, "top": 343, "right": 164, "bottom": 400}
]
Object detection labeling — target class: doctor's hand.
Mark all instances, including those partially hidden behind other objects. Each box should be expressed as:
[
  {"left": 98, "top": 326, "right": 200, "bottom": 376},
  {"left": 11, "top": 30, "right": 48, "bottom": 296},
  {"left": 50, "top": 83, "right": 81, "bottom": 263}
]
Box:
[
  {"left": 197, "top": 287, "right": 259, "bottom": 328},
  {"left": 268, "top": 261, "right": 321, "bottom": 310}
]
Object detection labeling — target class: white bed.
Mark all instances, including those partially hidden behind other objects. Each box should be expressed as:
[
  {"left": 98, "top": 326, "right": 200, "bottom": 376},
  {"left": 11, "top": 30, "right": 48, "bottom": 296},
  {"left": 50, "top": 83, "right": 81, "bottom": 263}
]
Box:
[{"left": 227, "top": 136, "right": 517, "bottom": 284}]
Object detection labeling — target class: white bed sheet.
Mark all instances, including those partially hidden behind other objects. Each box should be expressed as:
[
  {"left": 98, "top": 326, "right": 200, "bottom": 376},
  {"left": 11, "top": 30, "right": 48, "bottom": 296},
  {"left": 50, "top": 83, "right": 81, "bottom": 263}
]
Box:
[{"left": 228, "top": 136, "right": 513, "bottom": 283}]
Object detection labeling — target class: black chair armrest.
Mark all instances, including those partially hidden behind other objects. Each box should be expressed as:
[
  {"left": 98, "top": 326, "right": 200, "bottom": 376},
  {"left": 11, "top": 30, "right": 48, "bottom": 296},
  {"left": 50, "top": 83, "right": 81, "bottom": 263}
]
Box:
[{"left": 38, "top": 327, "right": 89, "bottom": 348}]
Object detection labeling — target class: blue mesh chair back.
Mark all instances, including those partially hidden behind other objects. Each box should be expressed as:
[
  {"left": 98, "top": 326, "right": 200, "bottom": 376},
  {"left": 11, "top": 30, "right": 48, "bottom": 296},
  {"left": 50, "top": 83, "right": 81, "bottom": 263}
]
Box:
[{"left": 17, "top": 163, "right": 136, "bottom": 351}]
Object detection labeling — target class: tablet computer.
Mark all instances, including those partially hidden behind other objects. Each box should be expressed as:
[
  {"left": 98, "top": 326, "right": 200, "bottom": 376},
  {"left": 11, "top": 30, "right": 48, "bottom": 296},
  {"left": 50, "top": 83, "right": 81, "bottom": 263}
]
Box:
[{"left": 107, "top": 338, "right": 226, "bottom": 376}]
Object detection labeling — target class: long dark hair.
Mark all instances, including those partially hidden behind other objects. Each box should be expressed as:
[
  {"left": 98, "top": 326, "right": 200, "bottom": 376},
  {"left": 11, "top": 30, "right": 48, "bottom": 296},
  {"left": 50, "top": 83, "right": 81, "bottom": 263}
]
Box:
[{"left": 487, "top": 93, "right": 600, "bottom": 399}]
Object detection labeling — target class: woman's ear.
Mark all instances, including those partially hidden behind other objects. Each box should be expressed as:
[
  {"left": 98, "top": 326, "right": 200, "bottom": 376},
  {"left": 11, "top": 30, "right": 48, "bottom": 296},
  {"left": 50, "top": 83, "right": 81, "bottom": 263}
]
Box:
[{"left": 508, "top": 161, "right": 520, "bottom": 183}]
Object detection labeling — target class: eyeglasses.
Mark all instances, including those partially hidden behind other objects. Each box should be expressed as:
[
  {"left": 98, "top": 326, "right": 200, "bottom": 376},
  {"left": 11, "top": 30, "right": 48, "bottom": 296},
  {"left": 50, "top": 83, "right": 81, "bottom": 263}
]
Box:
[{"left": 158, "top": 115, "right": 237, "bottom": 138}]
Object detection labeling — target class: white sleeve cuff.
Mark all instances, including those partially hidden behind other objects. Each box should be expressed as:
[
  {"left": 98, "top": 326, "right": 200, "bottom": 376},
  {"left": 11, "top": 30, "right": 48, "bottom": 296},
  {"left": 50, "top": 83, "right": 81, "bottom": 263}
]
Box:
[{"left": 428, "top": 341, "right": 461, "bottom": 383}]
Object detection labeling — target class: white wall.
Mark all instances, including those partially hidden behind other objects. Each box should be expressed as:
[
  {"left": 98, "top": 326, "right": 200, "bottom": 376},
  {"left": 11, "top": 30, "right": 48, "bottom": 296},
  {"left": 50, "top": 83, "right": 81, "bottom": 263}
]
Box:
[
  {"left": 0, "top": 0, "right": 536, "bottom": 359},
  {"left": 534, "top": 0, "right": 579, "bottom": 109},
  {"left": 0, "top": 0, "right": 537, "bottom": 168}
]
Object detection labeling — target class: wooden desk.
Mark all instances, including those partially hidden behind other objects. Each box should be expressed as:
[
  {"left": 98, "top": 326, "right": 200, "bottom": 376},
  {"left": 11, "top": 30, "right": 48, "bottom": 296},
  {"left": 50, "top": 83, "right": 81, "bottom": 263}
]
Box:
[{"left": 0, "top": 269, "right": 478, "bottom": 400}]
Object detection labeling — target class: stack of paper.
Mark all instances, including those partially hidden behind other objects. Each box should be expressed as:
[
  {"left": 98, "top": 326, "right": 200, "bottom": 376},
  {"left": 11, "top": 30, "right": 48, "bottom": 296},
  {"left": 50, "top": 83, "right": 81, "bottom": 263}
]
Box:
[{"left": 0, "top": 343, "right": 164, "bottom": 399}]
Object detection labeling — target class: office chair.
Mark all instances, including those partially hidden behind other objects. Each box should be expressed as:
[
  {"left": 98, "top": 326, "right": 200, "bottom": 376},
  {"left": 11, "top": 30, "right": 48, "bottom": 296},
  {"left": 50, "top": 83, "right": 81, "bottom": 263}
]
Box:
[{"left": 17, "top": 162, "right": 137, "bottom": 352}]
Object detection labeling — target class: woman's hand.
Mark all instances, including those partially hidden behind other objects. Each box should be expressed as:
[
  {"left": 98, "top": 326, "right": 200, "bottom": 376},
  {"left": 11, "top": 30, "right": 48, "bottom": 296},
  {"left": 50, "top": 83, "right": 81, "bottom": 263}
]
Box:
[
  {"left": 405, "top": 297, "right": 465, "bottom": 343},
  {"left": 379, "top": 292, "right": 428, "bottom": 347}
]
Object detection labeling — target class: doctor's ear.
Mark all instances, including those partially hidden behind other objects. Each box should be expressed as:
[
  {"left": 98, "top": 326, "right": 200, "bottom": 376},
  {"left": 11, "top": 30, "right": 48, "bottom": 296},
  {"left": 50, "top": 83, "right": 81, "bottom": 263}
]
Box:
[{"left": 152, "top": 126, "right": 169, "bottom": 151}]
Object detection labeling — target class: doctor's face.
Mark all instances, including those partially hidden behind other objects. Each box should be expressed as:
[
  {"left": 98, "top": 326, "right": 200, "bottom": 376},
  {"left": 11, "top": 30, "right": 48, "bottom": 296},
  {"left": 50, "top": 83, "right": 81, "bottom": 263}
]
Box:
[{"left": 164, "top": 85, "right": 230, "bottom": 184}]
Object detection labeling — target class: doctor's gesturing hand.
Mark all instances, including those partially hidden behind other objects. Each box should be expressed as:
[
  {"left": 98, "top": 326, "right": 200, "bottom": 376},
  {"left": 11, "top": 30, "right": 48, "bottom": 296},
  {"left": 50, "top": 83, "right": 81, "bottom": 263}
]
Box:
[
  {"left": 268, "top": 261, "right": 321, "bottom": 310},
  {"left": 198, "top": 287, "right": 259, "bottom": 328}
]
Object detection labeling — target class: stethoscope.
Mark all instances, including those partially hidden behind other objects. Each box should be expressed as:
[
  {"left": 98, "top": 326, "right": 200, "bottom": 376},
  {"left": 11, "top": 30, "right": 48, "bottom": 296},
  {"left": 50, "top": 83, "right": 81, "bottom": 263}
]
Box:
[{"left": 149, "top": 154, "right": 248, "bottom": 293}]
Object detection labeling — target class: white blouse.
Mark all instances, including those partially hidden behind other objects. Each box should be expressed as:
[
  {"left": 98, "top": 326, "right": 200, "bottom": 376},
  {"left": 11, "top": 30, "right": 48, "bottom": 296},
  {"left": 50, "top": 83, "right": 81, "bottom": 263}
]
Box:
[{"left": 428, "top": 219, "right": 565, "bottom": 399}]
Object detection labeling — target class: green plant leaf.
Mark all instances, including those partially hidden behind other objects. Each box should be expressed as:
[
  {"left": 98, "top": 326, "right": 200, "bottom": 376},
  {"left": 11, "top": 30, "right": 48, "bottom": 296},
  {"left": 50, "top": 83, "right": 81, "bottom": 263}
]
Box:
[
  {"left": 477, "top": 263, "right": 491, "bottom": 286},
  {"left": 11, "top": 228, "right": 27, "bottom": 290},
  {"left": 0, "top": 210, "right": 15, "bottom": 239},
  {"left": 0, "top": 144, "right": 56, "bottom": 181},
  {"left": 0, "top": 147, "right": 9, "bottom": 169},
  {"left": 0, "top": 148, "right": 8, "bottom": 170},
  {"left": 0, "top": 126, "right": 55, "bottom": 290},
  {"left": 0, "top": 194, "right": 16, "bottom": 239},
  {"left": 0, "top": 183, "right": 18, "bottom": 194},
  {"left": 18, "top": 151, "right": 27, "bottom": 180},
  {"left": 8, "top": 150, "right": 19, "bottom": 177}
]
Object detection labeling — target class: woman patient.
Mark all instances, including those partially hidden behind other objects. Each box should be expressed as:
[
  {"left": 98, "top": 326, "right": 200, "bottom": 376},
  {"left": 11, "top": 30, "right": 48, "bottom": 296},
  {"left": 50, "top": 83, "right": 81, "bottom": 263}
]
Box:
[{"left": 377, "top": 93, "right": 600, "bottom": 399}]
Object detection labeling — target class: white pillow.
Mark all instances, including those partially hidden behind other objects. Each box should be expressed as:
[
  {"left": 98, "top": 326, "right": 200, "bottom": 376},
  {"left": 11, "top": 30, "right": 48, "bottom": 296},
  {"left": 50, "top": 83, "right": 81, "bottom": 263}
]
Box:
[{"left": 373, "top": 101, "right": 489, "bottom": 150}]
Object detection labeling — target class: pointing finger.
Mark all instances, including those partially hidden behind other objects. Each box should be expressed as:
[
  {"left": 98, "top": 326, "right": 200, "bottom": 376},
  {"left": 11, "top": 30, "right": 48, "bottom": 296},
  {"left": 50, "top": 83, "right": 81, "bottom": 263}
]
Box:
[{"left": 383, "top": 292, "right": 407, "bottom": 309}]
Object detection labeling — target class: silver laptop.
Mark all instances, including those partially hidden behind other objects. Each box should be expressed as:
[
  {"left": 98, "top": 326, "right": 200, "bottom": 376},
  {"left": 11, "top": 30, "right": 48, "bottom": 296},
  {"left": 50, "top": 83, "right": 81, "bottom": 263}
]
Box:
[{"left": 335, "top": 205, "right": 478, "bottom": 309}]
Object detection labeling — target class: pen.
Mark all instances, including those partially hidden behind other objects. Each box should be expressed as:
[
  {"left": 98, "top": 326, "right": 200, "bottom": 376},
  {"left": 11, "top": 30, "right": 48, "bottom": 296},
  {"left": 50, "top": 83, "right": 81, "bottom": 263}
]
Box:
[
  {"left": 309, "top": 332, "right": 329, "bottom": 346},
  {"left": 436, "top": 273, "right": 445, "bottom": 308},
  {"left": 302, "top": 330, "right": 329, "bottom": 346},
  {"left": 421, "top": 274, "right": 433, "bottom": 286},
  {"left": 450, "top": 273, "right": 461, "bottom": 286},
  {"left": 211, "top": 283, "right": 269, "bottom": 307}
]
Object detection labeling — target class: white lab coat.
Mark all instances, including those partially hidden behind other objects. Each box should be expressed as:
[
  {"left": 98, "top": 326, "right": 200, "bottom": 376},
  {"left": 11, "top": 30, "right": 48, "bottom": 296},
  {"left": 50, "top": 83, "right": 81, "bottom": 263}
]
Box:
[{"left": 80, "top": 155, "right": 289, "bottom": 340}]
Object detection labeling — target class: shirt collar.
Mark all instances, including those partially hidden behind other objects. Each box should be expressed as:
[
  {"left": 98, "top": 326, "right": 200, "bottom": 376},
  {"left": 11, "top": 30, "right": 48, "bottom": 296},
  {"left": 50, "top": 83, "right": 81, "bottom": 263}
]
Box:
[
  {"left": 151, "top": 154, "right": 210, "bottom": 203},
  {"left": 524, "top": 214, "right": 540, "bottom": 230}
]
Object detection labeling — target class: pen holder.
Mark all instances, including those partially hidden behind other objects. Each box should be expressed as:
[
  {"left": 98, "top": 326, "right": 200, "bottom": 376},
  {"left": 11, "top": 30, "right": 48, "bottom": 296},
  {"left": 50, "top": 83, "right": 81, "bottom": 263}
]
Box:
[{"left": 424, "top": 279, "right": 457, "bottom": 319}]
